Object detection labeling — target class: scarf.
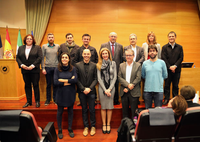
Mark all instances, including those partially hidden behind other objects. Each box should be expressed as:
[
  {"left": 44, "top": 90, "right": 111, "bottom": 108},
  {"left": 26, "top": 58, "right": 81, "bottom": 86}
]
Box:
[
  {"left": 65, "top": 41, "right": 76, "bottom": 53},
  {"left": 101, "top": 59, "right": 111, "bottom": 90}
]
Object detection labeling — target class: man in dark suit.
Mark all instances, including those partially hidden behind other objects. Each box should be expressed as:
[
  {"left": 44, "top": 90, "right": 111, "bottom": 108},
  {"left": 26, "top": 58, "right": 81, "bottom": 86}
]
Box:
[
  {"left": 100, "top": 32, "right": 123, "bottom": 105},
  {"left": 118, "top": 49, "right": 142, "bottom": 119},
  {"left": 76, "top": 49, "right": 97, "bottom": 137},
  {"left": 161, "top": 31, "right": 184, "bottom": 105},
  {"left": 58, "top": 33, "right": 79, "bottom": 66},
  {"left": 180, "top": 85, "right": 200, "bottom": 108},
  {"left": 123, "top": 33, "right": 145, "bottom": 64}
]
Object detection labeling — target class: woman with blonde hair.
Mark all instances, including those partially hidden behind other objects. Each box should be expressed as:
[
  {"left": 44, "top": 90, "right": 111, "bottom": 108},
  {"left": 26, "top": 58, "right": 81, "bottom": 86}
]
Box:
[
  {"left": 97, "top": 48, "right": 117, "bottom": 134},
  {"left": 142, "top": 31, "right": 161, "bottom": 60}
]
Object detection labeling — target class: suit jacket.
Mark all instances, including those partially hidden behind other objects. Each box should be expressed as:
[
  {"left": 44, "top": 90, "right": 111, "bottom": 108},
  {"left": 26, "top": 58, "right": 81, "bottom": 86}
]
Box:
[
  {"left": 118, "top": 62, "right": 141, "bottom": 98},
  {"left": 58, "top": 43, "right": 79, "bottom": 66},
  {"left": 100, "top": 42, "right": 123, "bottom": 72},
  {"left": 123, "top": 45, "right": 145, "bottom": 64},
  {"left": 187, "top": 101, "right": 200, "bottom": 108},
  {"left": 161, "top": 43, "right": 183, "bottom": 73},
  {"left": 16, "top": 45, "right": 42, "bottom": 74},
  {"left": 75, "top": 61, "right": 97, "bottom": 94}
]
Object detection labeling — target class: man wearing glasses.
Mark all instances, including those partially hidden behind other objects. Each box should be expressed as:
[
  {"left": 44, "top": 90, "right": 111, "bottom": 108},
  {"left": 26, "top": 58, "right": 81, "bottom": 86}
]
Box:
[
  {"left": 118, "top": 49, "right": 142, "bottom": 119},
  {"left": 123, "top": 33, "right": 144, "bottom": 64}
]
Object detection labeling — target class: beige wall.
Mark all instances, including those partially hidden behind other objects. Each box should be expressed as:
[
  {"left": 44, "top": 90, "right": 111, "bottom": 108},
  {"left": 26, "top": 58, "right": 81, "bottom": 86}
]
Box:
[{"left": 0, "top": 0, "right": 26, "bottom": 29}]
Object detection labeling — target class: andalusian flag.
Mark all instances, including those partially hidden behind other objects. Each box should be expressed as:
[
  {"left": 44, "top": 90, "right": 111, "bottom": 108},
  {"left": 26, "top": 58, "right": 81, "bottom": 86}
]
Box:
[
  {"left": 16, "top": 30, "right": 23, "bottom": 55},
  {"left": 0, "top": 35, "right": 3, "bottom": 58},
  {"left": 3, "top": 29, "right": 14, "bottom": 59}
]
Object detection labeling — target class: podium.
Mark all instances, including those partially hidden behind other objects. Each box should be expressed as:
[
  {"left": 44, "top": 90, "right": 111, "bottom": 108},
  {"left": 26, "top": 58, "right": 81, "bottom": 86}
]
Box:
[{"left": 0, "top": 59, "right": 25, "bottom": 100}]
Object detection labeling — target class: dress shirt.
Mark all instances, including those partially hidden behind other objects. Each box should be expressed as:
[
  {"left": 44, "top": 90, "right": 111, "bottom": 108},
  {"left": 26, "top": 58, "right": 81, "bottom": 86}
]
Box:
[
  {"left": 169, "top": 42, "right": 175, "bottom": 49},
  {"left": 126, "top": 61, "right": 133, "bottom": 83},
  {"left": 25, "top": 45, "right": 32, "bottom": 60},
  {"left": 131, "top": 45, "right": 137, "bottom": 61},
  {"left": 47, "top": 43, "right": 55, "bottom": 48},
  {"left": 110, "top": 42, "right": 115, "bottom": 52},
  {"left": 84, "top": 62, "right": 89, "bottom": 78}
]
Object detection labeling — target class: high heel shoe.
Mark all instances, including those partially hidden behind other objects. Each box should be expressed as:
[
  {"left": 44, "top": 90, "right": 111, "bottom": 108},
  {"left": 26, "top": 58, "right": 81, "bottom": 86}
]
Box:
[
  {"left": 102, "top": 125, "right": 107, "bottom": 134},
  {"left": 107, "top": 125, "right": 111, "bottom": 134}
]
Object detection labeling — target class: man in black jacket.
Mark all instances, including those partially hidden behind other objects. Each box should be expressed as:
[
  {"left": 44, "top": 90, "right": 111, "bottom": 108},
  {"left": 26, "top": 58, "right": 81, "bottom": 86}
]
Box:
[
  {"left": 76, "top": 49, "right": 97, "bottom": 137},
  {"left": 58, "top": 33, "right": 79, "bottom": 66},
  {"left": 161, "top": 31, "right": 184, "bottom": 105}
]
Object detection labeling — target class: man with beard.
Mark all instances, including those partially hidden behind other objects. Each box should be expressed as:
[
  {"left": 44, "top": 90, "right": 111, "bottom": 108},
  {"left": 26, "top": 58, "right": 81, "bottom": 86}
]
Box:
[
  {"left": 58, "top": 33, "right": 79, "bottom": 66},
  {"left": 141, "top": 45, "right": 168, "bottom": 109},
  {"left": 42, "top": 33, "right": 60, "bottom": 105}
]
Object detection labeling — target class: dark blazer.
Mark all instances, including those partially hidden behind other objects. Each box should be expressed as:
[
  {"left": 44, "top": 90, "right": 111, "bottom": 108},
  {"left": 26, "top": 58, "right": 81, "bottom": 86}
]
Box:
[
  {"left": 58, "top": 43, "right": 79, "bottom": 66},
  {"left": 16, "top": 45, "right": 42, "bottom": 74},
  {"left": 118, "top": 62, "right": 141, "bottom": 98},
  {"left": 123, "top": 45, "right": 145, "bottom": 64},
  {"left": 187, "top": 101, "right": 200, "bottom": 108},
  {"left": 161, "top": 43, "right": 183, "bottom": 73},
  {"left": 100, "top": 42, "right": 123, "bottom": 73},
  {"left": 75, "top": 61, "right": 97, "bottom": 94},
  {"left": 74, "top": 45, "right": 98, "bottom": 64}
]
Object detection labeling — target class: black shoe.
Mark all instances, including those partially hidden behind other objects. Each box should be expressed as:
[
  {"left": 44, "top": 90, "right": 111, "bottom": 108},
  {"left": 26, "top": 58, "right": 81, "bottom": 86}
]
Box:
[
  {"left": 44, "top": 100, "right": 50, "bottom": 106},
  {"left": 114, "top": 101, "right": 120, "bottom": 105},
  {"left": 58, "top": 129, "right": 63, "bottom": 139},
  {"left": 36, "top": 102, "right": 40, "bottom": 108},
  {"left": 162, "top": 99, "right": 169, "bottom": 105},
  {"left": 102, "top": 125, "right": 106, "bottom": 134},
  {"left": 107, "top": 125, "right": 111, "bottom": 134},
  {"left": 23, "top": 102, "right": 32, "bottom": 108},
  {"left": 68, "top": 128, "right": 74, "bottom": 138}
]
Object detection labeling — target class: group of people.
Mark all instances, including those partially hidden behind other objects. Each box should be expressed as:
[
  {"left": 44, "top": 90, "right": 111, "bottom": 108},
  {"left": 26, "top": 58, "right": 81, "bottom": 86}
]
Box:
[{"left": 16, "top": 31, "right": 187, "bottom": 139}]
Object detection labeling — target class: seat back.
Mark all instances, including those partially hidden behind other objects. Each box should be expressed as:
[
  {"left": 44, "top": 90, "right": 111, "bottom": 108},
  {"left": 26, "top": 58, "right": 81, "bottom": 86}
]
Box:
[
  {"left": 175, "top": 106, "right": 200, "bottom": 142},
  {"left": 0, "top": 110, "right": 41, "bottom": 142},
  {"left": 134, "top": 109, "right": 177, "bottom": 142}
]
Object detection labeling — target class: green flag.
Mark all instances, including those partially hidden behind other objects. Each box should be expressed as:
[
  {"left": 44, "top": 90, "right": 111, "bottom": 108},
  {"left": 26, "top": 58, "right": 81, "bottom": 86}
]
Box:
[{"left": 16, "top": 30, "right": 23, "bottom": 55}]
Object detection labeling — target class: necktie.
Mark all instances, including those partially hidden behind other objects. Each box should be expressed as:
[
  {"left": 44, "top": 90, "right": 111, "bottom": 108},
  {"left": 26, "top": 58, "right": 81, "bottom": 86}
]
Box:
[{"left": 112, "top": 44, "right": 114, "bottom": 56}]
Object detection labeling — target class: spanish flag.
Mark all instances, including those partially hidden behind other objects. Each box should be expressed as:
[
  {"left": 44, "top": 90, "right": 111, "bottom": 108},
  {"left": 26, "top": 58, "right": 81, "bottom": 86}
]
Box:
[{"left": 3, "top": 29, "right": 14, "bottom": 59}]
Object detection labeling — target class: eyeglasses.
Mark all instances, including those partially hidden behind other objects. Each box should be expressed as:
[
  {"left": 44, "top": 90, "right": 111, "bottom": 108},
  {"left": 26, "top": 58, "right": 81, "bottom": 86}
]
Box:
[
  {"left": 26, "top": 38, "right": 33, "bottom": 40},
  {"left": 125, "top": 55, "right": 133, "bottom": 57}
]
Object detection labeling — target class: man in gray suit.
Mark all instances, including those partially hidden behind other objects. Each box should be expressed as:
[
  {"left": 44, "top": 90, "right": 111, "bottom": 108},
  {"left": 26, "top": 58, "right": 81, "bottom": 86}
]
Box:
[
  {"left": 118, "top": 49, "right": 142, "bottom": 119},
  {"left": 123, "top": 33, "right": 145, "bottom": 64},
  {"left": 100, "top": 32, "right": 123, "bottom": 105}
]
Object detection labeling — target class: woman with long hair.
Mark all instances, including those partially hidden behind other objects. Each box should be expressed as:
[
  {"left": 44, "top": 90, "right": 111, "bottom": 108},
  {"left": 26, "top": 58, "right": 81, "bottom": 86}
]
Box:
[
  {"left": 96, "top": 48, "right": 117, "bottom": 134},
  {"left": 142, "top": 31, "right": 161, "bottom": 60},
  {"left": 54, "top": 52, "right": 77, "bottom": 139}
]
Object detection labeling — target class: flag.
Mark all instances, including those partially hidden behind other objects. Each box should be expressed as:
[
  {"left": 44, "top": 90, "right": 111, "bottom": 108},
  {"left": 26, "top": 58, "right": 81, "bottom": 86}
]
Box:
[
  {"left": 16, "top": 30, "right": 23, "bottom": 55},
  {"left": 3, "top": 29, "right": 14, "bottom": 59},
  {"left": 31, "top": 30, "right": 34, "bottom": 36},
  {"left": 0, "top": 35, "right": 3, "bottom": 59}
]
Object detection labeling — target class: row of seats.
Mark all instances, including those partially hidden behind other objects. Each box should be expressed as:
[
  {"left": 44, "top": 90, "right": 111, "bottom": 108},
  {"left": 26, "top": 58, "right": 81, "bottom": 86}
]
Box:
[
  {"left": 0, "top": 110, "right": 57, "bottom": 142},
  {"left": 117, "top": 107, "right": 200, "bottom": 142},
  {"left": 133, "top": 106, "right": 200, "bottom": 142}
]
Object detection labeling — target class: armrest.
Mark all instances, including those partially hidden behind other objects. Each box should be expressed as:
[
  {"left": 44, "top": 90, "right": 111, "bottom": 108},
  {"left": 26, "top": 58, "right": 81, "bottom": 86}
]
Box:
[{"left": 42, "top": 122, "right": 57, "bottom": 142}]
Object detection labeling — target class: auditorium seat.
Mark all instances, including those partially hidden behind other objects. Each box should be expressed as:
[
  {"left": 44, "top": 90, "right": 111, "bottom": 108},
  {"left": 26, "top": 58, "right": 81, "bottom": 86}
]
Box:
[
  {"left": 133, "top": 108, "right": 177, "bottom": 142},
  {"left": 174, "top": 106, "right": 200, "bottom": 142},
  {"left": 0, "top": 110, "right": 57, "bottom": 142}
]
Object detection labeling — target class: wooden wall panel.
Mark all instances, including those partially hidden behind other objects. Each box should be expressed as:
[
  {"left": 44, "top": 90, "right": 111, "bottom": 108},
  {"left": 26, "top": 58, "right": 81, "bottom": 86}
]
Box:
[{"left": 41, "top": 0, "right": 200, "bottom": 67}]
